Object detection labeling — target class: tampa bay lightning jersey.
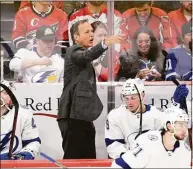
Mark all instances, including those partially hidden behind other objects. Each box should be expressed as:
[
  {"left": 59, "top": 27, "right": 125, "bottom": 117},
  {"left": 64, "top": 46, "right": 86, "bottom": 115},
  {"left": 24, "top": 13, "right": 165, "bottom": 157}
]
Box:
[
  {"left": 0, "top": 106, "right": 41, "bottom": 158},
  {"left": 9, "top": 48, "right": 64, "bottom": 83},
  {"left": 111, "top": 130, "right": 191, "bottom": 168},
  {"left": 165, "top": 46, "right": 192, "bottom": 81},
  {"left": 105, "top": 104, "right": 164, "bottom": 159}
]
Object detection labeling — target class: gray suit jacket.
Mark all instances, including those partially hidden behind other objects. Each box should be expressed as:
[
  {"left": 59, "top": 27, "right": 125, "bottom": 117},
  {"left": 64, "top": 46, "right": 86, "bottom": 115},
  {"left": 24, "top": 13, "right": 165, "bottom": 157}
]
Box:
[{"left": 58, "top": 42, "right": 107, "bottom": 121}]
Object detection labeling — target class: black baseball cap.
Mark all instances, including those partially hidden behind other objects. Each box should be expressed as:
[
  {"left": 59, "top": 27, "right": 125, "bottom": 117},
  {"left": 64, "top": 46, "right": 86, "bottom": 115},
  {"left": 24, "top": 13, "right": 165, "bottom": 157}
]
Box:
[
  {"left": 181, "top": 21, "right": 192, "bottom": 36},
  {"left": 36, "top": 25, "right": 56, "bottom": 40}
]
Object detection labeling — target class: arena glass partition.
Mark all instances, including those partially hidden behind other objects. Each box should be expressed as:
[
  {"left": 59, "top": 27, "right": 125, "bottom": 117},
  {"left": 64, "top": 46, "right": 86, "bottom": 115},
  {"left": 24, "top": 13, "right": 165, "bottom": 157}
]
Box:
[{"left": 0, "top": 0, "right": 192, "bottom": 168}]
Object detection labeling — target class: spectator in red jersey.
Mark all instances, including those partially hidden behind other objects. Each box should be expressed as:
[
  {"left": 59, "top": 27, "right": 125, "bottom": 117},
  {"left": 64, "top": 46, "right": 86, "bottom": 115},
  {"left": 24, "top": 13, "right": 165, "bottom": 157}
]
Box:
[
  {"left": 120, "top": 1, "right": 175, "bottom": 51},
  {"left": 91, "top": 21, "right": 120, "bottom": 81},
  {"left": 18, "top": 1, "right": 65, "bottom": 11},
  {"left": 12, "top": 1, "right": 68, "bottom": 51},
  {"left": 168, "top": 1, "right": 192, "bottom": 46},
  {"left": 117, "top": 27, "right": 165, "bottom": 81},
  {"left": 68, "top": 1, "right": 121, "bottom": 46}
]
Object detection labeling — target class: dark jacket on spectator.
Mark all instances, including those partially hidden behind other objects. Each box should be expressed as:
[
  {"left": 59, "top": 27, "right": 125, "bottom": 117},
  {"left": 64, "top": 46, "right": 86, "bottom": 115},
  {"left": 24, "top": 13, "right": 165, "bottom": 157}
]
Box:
[{"left": 116, "top": 50, "right": 165, "bottom": 81}]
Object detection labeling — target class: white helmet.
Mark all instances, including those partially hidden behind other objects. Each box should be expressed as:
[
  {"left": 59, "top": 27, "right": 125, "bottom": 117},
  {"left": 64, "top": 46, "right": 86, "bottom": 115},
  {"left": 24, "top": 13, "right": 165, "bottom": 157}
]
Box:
[
  {"left": 163, "top": 107, "right": 189, "bottom": 130},
  {"left": 0, "top": 80, "right": 14, "bottom": 92},
  {"left": 0, "top": 80, "right": 15, "bottom": 109},
  {"left": 121, "top": 78, "right": 145, "bottom": 98}
]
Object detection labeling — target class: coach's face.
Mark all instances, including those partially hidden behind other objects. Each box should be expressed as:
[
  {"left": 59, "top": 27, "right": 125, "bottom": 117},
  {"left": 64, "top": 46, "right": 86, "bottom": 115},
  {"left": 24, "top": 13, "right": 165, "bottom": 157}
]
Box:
[{"left": 75, "top": 22, "right": 94, "bottom": 48}]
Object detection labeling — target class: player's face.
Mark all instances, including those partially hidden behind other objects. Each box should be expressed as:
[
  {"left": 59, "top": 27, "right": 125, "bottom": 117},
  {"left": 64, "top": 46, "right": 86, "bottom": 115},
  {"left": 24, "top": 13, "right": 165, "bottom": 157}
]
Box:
[
  {"left": 183, "top": 33, "right": 192, "bottom": 47},
  {"left": 93, "top": 27, "right": 108, "bottom": 45},
  {"left": 174, "top": 121, "right": 188, "bottom": 140},
  {"left": 136, "top": 33, "right": 151, "bottom": 54},
  {"left": 1, "top": 90, "right": 11, "bottom": 108},
  {"left": 38, "top": 39, "right": 55, "bottom": 56},
  {"left": 76, "top": 22, "right": 94, "bottom": 48},
  {"left": 181, "top": 1, "right": 192, "bottom": 13},
  {"left": 135, "top": 4, "right": 151, "bottom": 22},
  {"left": 124, "top": 94, "right": 141, "bottom": 112}
]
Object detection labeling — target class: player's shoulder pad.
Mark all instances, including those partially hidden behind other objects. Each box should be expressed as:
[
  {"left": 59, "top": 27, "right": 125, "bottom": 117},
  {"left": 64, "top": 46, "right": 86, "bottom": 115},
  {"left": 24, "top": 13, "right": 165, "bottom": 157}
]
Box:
[
  {"left": 107, "top": 105, "right": 124, "bottom": 120},
  {"left": 147, "top": 131, "right": 160, "bottom": 141},
  {"left": 108, "top": 105, "right": 124, "bottom": 114}
]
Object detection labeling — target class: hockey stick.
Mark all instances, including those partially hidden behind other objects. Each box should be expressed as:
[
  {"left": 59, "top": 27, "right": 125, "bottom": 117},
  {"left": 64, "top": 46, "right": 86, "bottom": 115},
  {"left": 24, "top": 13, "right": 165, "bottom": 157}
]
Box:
[
  {"left": 0, "top": 83, "right": 19, "bottom": 158},
  {"left": 171, "top": 78, "right": 188, "bottom": 114},
  {"left": 134, "top": 83, "right": 143, "bottom": 139},
  {"left": 40, "top": 152, "right": 68, "bottom": 169},
  {"left": 171, "top": 78, "right": 192, "bottom": 149},
  {"left": 0, "top": 37, "right": 14, "bottom": 59}
]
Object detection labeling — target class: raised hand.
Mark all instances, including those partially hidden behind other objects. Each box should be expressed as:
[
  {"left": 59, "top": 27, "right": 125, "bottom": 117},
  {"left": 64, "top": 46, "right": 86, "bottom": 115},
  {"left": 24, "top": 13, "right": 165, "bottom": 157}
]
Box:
[{"left": 104, "top": 35, "right": 123, "bottom": 46}]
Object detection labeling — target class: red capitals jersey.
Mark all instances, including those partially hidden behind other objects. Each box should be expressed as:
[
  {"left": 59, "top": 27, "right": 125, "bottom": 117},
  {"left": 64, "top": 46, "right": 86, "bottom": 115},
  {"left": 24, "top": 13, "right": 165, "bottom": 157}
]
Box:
[
  {"left": 96, "top": 50, "right": 120, "bottom": 82},
  {"left": 168, "top": 8, "right": 191, "bottom": 46},
  {"left": 120, "top": 7, "right": 175, "bottom": 50},
  {"left": 68, "top": 4, "right": 121, "bottom": 45},
  {"left": 12, "top": 5, "right": 68, "bottom": 50}
]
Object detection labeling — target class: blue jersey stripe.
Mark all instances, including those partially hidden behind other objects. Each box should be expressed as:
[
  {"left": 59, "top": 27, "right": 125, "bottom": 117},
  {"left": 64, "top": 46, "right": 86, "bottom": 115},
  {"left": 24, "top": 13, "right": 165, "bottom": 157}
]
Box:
[
  {"left": 115, "top": 157, "right": 132, "bottom": 169},
  {"left": 105, "top": 138, "right": 125, "bottom": 147},
  {"left": 22, "top": 137, "right": 41, "bottom": 147}
]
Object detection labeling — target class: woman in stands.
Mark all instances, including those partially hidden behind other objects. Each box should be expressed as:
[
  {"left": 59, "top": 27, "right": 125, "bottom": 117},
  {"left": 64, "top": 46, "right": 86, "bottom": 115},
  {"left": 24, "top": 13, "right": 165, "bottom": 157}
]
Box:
[{"left": 116, "top": 26, "right": 165, "bottom": 81}]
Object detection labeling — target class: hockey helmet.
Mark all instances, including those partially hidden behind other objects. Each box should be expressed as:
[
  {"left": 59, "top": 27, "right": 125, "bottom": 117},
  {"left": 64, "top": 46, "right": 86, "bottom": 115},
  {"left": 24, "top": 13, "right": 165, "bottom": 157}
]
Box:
[
  {"left": 0, "top": 80, "right": 15, "bottom": 92},
  {"left": 163, "top": 107, "right": 189, "bottom": 130},
  {"left": 121, "top": 78, "right": 145, "bottom": 98}
]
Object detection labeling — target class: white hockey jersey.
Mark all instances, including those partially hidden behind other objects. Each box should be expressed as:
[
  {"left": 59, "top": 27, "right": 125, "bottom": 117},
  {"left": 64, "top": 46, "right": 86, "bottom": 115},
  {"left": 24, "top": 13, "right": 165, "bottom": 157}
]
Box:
[
  {"left": 0, "top": 106, "right": 41, "bottom": 158},
  {"left": 111, "top": 130, "right": 191, "bottom": 168},
  {"left": 105, "top": 104, "right": 164, "bottom": 159},
  {"left": 9, "top": 48, "right": 64, "bottom": 83},
  {"left": 171, "top": 99, "right": 192, "bottom": 128}
]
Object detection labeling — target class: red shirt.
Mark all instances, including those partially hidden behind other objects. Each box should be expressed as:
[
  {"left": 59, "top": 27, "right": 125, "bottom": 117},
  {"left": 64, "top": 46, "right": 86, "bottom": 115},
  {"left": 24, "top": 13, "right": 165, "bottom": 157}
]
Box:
[
  {"left": 168, "top": 8, "right": 191, "bottom": 46},
  {"left": 12, "top": 5, "right": 68, "bottom": 49},
  {"left": 97, "top": 51, "right": 120, "bottom": 82},
  {"left": 68, "top": 4, "right": 121, "bottom": 45},
  {"left": 120, "top": 7, "right": 175, "bottom": 50}
]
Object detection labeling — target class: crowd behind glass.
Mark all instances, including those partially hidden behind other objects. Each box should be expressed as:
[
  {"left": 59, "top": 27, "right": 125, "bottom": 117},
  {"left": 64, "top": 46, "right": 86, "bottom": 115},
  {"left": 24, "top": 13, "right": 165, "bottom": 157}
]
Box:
[{"left": 1, "top": 1, "right": 192, "bottom": 82}]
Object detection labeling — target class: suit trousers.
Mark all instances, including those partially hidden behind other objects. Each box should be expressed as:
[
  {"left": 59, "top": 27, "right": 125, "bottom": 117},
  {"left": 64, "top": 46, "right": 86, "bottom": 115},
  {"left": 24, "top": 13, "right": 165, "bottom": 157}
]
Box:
[{"left": 58, "top": 118, "right": 96, "bottom": 159}]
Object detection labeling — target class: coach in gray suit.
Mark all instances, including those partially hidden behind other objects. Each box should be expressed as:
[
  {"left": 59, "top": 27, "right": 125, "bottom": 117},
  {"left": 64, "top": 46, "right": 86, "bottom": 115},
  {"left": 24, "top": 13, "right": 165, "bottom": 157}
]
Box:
[{"left": 57, "top": 19, "right": 122, "bottom": 159}]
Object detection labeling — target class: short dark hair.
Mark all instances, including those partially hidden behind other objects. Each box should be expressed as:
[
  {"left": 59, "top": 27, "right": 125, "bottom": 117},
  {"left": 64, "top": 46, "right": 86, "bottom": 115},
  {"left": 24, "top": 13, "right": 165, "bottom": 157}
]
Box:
[
  {"left": 70, "top": 19, "right": 88, "bottom": 44},
  {"left": 132, "top": 1, "right": 152, "bottom": 8}
]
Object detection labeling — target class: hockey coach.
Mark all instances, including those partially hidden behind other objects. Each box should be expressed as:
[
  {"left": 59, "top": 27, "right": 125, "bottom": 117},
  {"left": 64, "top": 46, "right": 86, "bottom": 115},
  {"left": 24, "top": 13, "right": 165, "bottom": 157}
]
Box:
[{"left": 57, "top": 19, "right": 122, "bottom": 159}]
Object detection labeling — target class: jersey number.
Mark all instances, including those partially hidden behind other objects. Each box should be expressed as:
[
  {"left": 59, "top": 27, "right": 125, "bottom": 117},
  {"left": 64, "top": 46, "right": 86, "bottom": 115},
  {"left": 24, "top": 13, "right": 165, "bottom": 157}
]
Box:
[
  {"left": 165, "top": 59, "right": 172, "bottom": 70},
  {"left": 131, "top": 143, "right": 143, "bottom": 157}
]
